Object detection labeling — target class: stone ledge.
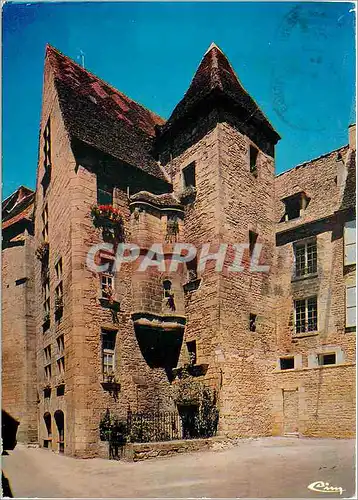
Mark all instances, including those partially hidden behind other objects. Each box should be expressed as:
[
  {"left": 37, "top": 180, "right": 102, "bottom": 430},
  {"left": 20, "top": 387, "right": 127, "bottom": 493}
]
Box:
[{"left": 122, "top": 436, "right": 227, "bottom": 462}]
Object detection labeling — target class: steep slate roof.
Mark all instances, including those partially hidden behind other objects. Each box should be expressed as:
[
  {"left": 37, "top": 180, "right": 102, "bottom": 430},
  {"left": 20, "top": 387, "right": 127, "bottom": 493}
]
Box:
[
  {"left": 46, "top": 46, "right": 169, "bottom": 182},
  {"left": 158, "top": 43, "right": 280, "bottom": 141}
]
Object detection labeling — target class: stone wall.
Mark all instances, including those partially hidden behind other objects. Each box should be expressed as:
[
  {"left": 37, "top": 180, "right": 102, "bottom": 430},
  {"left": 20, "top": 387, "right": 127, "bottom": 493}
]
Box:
[{"left": 2, "top": 231, "right": 37, "bottom": 443}]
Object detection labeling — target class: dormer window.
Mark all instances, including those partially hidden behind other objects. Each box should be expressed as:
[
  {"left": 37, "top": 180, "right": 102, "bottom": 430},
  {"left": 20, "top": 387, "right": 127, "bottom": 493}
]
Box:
[{"left": 281, "top": 192, "right": 310, "bottom": 222}]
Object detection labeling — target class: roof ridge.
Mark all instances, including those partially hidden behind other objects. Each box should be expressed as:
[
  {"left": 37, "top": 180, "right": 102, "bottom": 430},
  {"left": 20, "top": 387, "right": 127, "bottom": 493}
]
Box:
[
  {"left": 46, "top": 44, "right": 165, "bottom": 124},
  {"left": 275, "top": 144, "right": 349, "bottom": 178}
]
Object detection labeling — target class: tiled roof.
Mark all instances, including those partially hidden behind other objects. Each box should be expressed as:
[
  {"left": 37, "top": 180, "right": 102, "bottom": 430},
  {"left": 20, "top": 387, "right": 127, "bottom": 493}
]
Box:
[
  {"left": 158, "top": 43, "right": 280, "bottom": 141},
  {"left": 2, "top": 187, "right": 34, "bottom": 230},
  {"left": 46, "top": 46, "right": 169, "bottom": 183}
]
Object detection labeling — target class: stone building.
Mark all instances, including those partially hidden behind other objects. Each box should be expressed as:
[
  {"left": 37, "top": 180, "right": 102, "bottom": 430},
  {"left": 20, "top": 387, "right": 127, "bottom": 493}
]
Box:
[{"left": 1, "top": 43, "right": 355, "bottom": 456}]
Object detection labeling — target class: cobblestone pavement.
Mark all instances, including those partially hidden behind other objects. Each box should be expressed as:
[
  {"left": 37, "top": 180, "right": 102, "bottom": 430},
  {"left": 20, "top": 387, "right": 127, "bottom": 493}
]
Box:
[{"left": 2, "top": 437, "right": 355, "bottom": 498}]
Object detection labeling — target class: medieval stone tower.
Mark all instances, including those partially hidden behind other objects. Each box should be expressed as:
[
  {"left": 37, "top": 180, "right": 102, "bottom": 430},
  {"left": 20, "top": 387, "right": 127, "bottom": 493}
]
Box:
[{"left": 2, "top": 42, "right": 355, "bottom": 457}]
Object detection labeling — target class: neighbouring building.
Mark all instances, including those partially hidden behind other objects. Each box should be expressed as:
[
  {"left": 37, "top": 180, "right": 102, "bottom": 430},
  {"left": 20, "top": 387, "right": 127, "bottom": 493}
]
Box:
[{"left": 1, "top": 43, "right": 356, "bottom": 456}]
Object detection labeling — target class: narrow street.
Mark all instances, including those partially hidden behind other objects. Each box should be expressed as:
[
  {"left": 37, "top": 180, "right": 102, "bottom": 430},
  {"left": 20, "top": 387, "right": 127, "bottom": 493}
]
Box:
[{"left": 2, "top": 437, "right": 355, "bottom": 498}]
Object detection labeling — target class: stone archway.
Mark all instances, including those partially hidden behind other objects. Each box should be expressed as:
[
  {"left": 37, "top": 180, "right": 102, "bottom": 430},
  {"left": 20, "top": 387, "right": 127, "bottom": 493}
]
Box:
[{"left": 43, "top": 412, "right": 52, "bottom": 448}]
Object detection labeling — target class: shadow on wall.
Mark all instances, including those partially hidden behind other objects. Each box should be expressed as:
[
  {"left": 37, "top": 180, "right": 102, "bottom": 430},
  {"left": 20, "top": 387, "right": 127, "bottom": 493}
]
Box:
[
  {"left": 134, "top": 324, "right": 183, "bottom": 377},
  {"left": 2, "top": 410, "right": 20, "bottom": 497}
]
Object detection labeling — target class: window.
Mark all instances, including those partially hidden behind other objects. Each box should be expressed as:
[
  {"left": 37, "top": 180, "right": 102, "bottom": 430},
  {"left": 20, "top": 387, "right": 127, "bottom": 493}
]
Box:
[
  {"left": 282, "top": 192, "right": 310, "bottom": 222},
  {"left": 97, "top": 177, "right": 113, "bottom": 205},
  {"left": 249, "top": 231, "right": 258, "bottom": 256},
  {"left": 57, "top": 356, "right": 65, "bottom": 374},
  {"left": 183, "top": 162, "right": 196, "bottom": 188},
  {"left": 346, "top": 285, "right": 356, "bottom": 328},
  {"left": 249, "top": 145, "right": 259, "bottom": 177},
  {"left": 55, "top": 258, "right": 63, "bottom": 281},
  {"left": 249, "top": 313, "right": 257, "bottom": 332},
  {"left": 42, "top": 205, "right": 49, "bottom": 242},
  {"left": 318, "top": 353, "right": 336, "bottom": 366},
  {"left": 186, "top": 341, "right": 197, "bottom": 365},
  {"left": 280, "top": 357, "right": 294, "bottom": 370},
  {"left": 101, "top": 273, "right": 114, "bottom": 299},
  {"left": 163, "top": 280, "right": 172, "bottom": 299},
  {"left": 44, "top": 363, "right": 52, "bottom": 381},
  {"left": 294, "top": 239, "right": 317, "bottom": 277},
  {"left": 57, "top": 335, "right": 64, "bottom": 354},
  {"left": 344, "top": 220, "right": 356, "bottom": 266},
  {"left": 44, "top": 345, "right": 51, "bottom": 364},
  {"left": 186, "top": 257, "right": 198, "bottom": 282},
  {"left": 42, "top": 118, "right": 52, "bottom": 195},
  {"left": 294, "top": 296, "right": 317, "bottom": 334},
  {"left": 43, "top": 277, "right": 50, "bottom": 327},
  {"left": 102, "top": 330, "right": 116, "bottom": 374}
]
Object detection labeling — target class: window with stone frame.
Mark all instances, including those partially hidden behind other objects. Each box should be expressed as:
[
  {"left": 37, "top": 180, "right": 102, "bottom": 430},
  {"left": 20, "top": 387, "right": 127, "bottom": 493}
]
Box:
[
  {"left": 44, "top": 363, "right": 52, "bottom": 381},
  {"left": 249, "top": 313, "right": 257, "bottom": 332},
  {"left": 182, "top": 162, "right": 196, "bottom": 188},
  {"left": 280, "top": 357, "right": 294, "bottom": 370},
  {"left": 97, "top": 176, "right": 113, "bottom": 205},
  {"left": 44, "top": 345, "right": 51, "bottom": 364},
  {"left": 318, "top": 352, "right": 336, "bottom": 366},
  {"left": 101, "top": 270, "right": 114, "bottom": 299},
  {"left": 294, "top": 239, "right": 317, "bottom": 277},
  {"left": 346, "top": 285, "right": 356, "bottom": 329},
  {"left": 186, "top": 256, "right": 198, "bottom": 282},
  {"left": 281, "top": 192, "right": 310, "bottom": 222},
  {"left": 102, "top": 329, "right": 116, "bottom": 375},
  {"left": 57, "top": 356, "right": 65, "bottom": 374},
  {"left": 249, "top": 231, "right": 258, "bottom": 257},
  {"left": 43, "top": 278, "right": 50, "bottom": 326},
  {"left": 57, "top": 334, "right": 64, "bottom": 355},
  {"left": 344, "top": 219, "right": 356, "bottom": 266},
  {"left": 294, "top": 296, "right": 318, "bottom": 334},
  {"left": 186, "top": 340, "right": 197, "bottom": 365},
  {"left": 55, "top": 258, "right": 63, "bottom": 281},
  {"left": 249, "top": 145, "right": 259, "bottom": 177},
  {"left": 41, "top": 118, "right": 52, "bottom": 195}
]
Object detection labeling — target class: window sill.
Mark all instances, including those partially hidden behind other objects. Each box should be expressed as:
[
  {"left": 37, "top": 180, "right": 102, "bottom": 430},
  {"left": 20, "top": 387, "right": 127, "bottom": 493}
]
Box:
[
  {"left": 292, "top": 331, "right": 319, "bottom": 339},
  {"left": 291, "top": 272, "right": 318, "bottom": 282},
  {"left": 183, "top": 278, "right": 201, "bottom": 293}
]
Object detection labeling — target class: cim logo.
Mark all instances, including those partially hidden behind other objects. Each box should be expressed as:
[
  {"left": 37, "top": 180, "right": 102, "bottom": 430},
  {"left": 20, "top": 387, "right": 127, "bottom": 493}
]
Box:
[{"left": 308, "top": 481, "right": 345, "bottom": 496}]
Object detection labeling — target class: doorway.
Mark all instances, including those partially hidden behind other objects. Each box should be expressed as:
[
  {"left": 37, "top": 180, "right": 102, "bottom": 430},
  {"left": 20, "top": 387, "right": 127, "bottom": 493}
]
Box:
[{"left": 54, "top": 410, "right": 64, "bottom": 453}]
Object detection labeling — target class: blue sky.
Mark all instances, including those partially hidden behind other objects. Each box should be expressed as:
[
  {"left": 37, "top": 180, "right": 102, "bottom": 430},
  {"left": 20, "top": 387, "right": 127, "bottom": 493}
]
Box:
[{"left": 2, "top": 2, "right": 356, "bottom": 198}]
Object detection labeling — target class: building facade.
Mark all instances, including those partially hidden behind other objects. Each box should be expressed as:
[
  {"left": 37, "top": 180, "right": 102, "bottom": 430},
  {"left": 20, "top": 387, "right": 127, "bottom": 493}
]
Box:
[{"left": 2, "top": 43, "right": 356, "bottom": 456}]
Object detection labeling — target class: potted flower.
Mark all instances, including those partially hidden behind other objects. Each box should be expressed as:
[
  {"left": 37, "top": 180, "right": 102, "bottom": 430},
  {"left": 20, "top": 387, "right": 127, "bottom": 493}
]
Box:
[{"left": 91, "top": 205, "right": 123, "bottom": 229}]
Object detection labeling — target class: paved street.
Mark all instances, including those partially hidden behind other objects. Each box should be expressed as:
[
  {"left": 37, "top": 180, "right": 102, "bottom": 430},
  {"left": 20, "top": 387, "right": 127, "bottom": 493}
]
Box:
[{"left": 2, "top": 437, "right": 355, "bottom": 498}]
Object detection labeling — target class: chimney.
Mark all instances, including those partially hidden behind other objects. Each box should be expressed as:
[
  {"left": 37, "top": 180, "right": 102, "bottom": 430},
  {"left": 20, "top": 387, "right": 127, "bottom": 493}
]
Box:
[{"left": 348, "top": 123, "right": 356, "bottom": 150}]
